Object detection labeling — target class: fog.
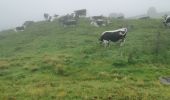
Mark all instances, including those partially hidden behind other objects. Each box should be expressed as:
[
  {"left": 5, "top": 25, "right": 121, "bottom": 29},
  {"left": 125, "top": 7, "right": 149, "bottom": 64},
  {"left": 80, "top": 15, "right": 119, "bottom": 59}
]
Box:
[{"left": 0, "top": 0, "right": 170, "bottom": 30}]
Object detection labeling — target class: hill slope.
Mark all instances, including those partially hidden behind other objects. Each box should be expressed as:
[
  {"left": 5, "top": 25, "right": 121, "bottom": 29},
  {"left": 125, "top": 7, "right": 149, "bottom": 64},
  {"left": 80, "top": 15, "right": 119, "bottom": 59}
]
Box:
[{"left": 0, "top": 18, "right": 170, "bottom": 99}]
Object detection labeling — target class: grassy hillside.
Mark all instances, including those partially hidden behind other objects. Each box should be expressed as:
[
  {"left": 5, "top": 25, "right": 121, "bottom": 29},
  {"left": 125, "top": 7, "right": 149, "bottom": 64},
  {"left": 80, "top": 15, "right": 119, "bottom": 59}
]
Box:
[{"left": 0, "top": 18, "right": 170, "bottom": 99}]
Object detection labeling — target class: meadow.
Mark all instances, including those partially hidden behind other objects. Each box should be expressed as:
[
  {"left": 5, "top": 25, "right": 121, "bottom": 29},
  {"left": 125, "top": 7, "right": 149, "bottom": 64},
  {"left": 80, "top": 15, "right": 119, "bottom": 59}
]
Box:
[{"left": 0, "top": 18, "right": 170, "bottom": 100}]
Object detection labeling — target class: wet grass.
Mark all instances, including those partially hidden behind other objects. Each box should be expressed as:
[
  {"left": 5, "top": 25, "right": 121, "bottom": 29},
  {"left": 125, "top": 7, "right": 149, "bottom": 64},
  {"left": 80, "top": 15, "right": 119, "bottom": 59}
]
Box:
[{"left": 0, "top": 18, "right": 170, "bottom": 99}]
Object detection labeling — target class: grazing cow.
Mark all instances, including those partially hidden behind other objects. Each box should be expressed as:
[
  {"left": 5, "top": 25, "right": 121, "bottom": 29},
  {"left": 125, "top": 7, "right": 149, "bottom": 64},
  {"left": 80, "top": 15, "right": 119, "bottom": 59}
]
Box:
[
  {"left": 91, "top": 20, "right": 110, "bottom": 27},
  {"left": 63, "top": 19, "right": 77, "bottom": 27},
  {"left": 91, "top": 15, "right": 109, "bottom": 27},
  {"left": 44, "top": 13, "right": 49, "bottom": 21},
  {"left": 90, "top": 19, "right": 107, "bottom": 27},
  {"left": 90, "top": 19, "right": 103, "bottom": 27},
  {"left": 59, "top": 14, "right": 77, "bottom": 27},
  {"left": 14, "top": 26, "right": 25, "bottom": 32},
  {"left": 44, "top": 13, "right": 54, "bottom": 22},
  {"left": 48, "top": 16, "right": 52, "bottom": 22},
  {"left": 54, "top": 14, "right": 59, "bottom": 18},
  {"left": 99, "top": 28, "right": 128, "bottom": 47},
  {"left": 52, "top": 14, "right": 59, "bottom": 21},
  {"left": 96, "top": 19, "right": 106, "bottom": 26},
  {"left": 23, "top": 21, "right": 34, "bottom": 27},
  {"left": 92, "top": 16, "right": 104, "bottom": 20},
  {"left": 163, "top": 15, "right": 170, "bottom": 27},
  {"left": 90, "top": 21, "right": 99, "bottom": 27}
]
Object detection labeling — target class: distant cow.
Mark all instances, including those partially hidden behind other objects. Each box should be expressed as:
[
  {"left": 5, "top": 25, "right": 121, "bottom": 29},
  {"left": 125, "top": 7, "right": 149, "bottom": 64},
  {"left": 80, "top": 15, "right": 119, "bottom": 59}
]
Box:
[
  {"left": 99, "top": 28, "right": 128, "bottom": 47},
  {"left": 95, "top": 19, "right": 106, "bottom": 26},
  {"left": 63, "top": 20, "right": 77, "bottom": 26},
  {"left": 92, "top": 16, "right": 104, "bottom": 20},
  {"left": 91, "top": 19, "right": 107, "bottom": 27},
  {"left": 59, "top": 14, "right": 77, "bottom": 27},
  {"left": 23, "top": 21, "right": 34, "bottom": 27},
  {"left": 163, "top": 15, "right": 170, "bottom": 27},
  {"left": 54, "top": 14, "right": 59, "bottom": 18},
  {"left": 14, "top": 26, "right": 25, "bottom": 32},
  {"left": 44, "top": 13, "right": 49, "bottom": 21},
  {"left": 44, "top": 13, "right": 54, "bottom": 22},
  {"left": 91, "top": 15, "right": 109, "bottom": 27},
  {"left": 52, "top": 14, "right": 59, "bottom": 21},
  {"left": 48, "top": 16, "right": 52, "bottom": 22}
]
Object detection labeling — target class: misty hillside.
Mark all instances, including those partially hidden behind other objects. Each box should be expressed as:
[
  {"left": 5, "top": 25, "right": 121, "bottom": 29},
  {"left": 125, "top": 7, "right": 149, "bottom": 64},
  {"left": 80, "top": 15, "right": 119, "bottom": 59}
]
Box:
[
  {"left": 0, "top": 18, "right": 170, "bottom": 99},
  {"left": 130, "top": 11, "right": 170, "bottom": 19}
]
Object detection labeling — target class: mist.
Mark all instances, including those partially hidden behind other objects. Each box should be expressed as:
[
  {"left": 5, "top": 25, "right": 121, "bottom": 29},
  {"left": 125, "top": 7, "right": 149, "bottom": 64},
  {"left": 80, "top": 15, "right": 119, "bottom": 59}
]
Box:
[{"left": 0, "top": 0, "right": 170, "bottom": 30}]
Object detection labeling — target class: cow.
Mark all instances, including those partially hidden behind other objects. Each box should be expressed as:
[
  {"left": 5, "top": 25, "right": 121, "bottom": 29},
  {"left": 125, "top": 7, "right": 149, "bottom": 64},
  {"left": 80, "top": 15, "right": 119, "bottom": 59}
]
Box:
[
  {"left": 90, "top": 15, "right": 109, "bottom": 27},
  {"left": 92, "top": 16, "right": 104, "bottom": 20},
  {"left": 23, "top": 21, "right": 34, "bottom": 27},
  {"left": 91, "top": 19, "right": 105, "bottom": 27},
  {"left": 62, "top": 19, "right": 77, "bottom": 27},
  {"left": 59, "top": 14, "right": 77, "bottom": 27},
  {"left": 44, "top": 13, "right": 54, "bottom": 22},
  {"left": 90, "top": 20, "right": 99, "bottom": 27},
  {"left": 48, "top": 16, "right": 52, "bottom": 22},
  {"left": 14, "top": 26, "right": 25, "bottom": 32},
  {"left": 51, "top": 14, "right": 59, "bottom": 21},
  {"left": 163, "top": 15, "right": 170, "bottom": 27},
  {"left": 44, "top": 13, "right": 49, "bottom": 21},
  {"left": 54, "top": 14, "right": 59, "bottom": 18},
  {"left": 99, "top": 28, "right": 128, "bottom": 47}
]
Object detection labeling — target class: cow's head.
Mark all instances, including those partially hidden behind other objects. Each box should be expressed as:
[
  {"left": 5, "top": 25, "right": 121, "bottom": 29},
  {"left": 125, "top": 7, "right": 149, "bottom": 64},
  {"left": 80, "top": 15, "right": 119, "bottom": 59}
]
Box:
[{"left": 119, "top": 28, "right": 128, "bottom": 36}]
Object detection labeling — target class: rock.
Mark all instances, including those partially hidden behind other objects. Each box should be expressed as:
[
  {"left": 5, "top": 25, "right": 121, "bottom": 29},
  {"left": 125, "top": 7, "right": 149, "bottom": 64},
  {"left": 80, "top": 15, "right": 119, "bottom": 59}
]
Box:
[{"left": 159, "top": 76, "right": 170, "bottom": 85}]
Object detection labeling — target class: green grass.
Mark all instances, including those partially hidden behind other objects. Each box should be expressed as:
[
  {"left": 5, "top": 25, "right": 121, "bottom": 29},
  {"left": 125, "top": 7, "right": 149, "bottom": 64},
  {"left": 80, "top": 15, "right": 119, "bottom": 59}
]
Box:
[{"left": 0, "top": 18, "right": 170, "bottom": 99}]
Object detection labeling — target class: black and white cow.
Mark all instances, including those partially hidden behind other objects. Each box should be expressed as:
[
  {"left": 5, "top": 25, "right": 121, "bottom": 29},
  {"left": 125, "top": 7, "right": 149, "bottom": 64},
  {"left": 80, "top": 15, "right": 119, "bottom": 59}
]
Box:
[
  {"left": 44, "top": 13, "right": 49, "bottom": 21},
  {"left": 48, "top": 16, "right": 52, "bottom": 22},
  {"left": 52, "top": 14, "right": 59, "bottom": 21},
  {"left": 63, "top": 19, "right": 77, "bottom": 26},
  {"left": 14, "top": 26, "right": 25, "bottom": 32},
  {"left": 23, "top": 21, "right": 34, "bottom": 27},
  {"left": 91, "top": 19, "right": 106, "bottom": 27},
  {"left": 99, "top": 28, "right": 128, "bottom": 47},
  {"left": 59, "top": 14, "right": 77, "bottom": 27},
  {"left": 163, "top": 15, "right": 170, "bottom": 27},
  {"left": 91, "top": 16, "right": 110, "bottom": 27}
]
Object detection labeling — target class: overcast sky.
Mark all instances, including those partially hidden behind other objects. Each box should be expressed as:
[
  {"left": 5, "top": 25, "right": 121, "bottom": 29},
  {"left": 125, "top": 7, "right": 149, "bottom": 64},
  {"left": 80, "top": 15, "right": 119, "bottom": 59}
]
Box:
[{"left": 0, "top": 0, "right": 170, "bottom": 30}]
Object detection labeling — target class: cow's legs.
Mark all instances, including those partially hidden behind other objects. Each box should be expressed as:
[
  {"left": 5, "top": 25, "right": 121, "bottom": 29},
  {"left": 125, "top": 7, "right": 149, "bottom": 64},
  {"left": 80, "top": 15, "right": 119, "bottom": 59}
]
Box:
[
  {"left": 103, "top": 40, "right": 109, "bottom": 48},
  {"left": 120, "top": 39, "right": 125, "bottom": 46}
]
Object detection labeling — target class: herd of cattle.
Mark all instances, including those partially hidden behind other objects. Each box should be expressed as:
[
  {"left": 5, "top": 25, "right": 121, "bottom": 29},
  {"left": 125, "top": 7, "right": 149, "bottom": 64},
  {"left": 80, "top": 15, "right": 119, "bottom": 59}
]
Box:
[
  {"left": 14, "top": 21, "right": 34, "bottom": 32},
  {"left": 13, "top": 9, "right": 170, "bottom": 47},
  {"left": 14, "top": 9, "right": 113, "bottom": 32}
]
